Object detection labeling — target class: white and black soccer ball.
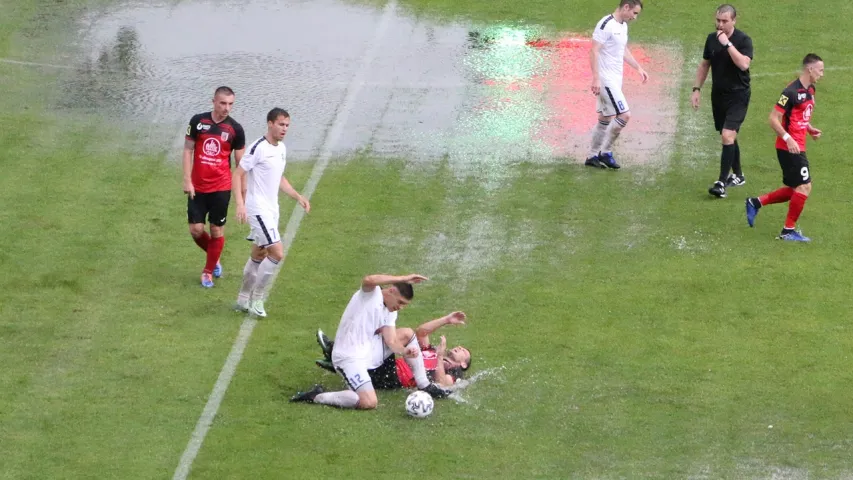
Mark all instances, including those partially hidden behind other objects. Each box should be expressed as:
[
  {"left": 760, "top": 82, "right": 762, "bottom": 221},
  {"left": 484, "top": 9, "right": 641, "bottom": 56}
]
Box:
[{"left": 405, "top": 390, "right": 434, "bottom": 418}]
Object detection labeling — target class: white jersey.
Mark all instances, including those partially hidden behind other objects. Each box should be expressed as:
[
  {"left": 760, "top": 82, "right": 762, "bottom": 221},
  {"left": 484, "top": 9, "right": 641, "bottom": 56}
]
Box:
[
  {"left": 332, "top": 287, "right": 397, "bottom": 364},
  {"left": 592, "top": 14, "right": 629, "bottom": 88},
  {"left": 240, "top": 136, "right": 287, "bottom": 218}
]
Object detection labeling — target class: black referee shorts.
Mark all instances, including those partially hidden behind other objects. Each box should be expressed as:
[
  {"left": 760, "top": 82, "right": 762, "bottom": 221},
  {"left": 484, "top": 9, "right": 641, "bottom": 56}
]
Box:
[{"left": 712, "top": 90, "right": 750, "bottom": 132}]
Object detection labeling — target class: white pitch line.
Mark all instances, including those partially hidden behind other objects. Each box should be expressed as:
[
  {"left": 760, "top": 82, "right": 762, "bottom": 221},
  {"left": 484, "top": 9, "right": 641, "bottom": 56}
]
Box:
[
  {"left": 170, "top": 2, "right": 398, "bottom": 479},
  {"left": 0, "top": 57, "right": 74, "bottom": 69}
]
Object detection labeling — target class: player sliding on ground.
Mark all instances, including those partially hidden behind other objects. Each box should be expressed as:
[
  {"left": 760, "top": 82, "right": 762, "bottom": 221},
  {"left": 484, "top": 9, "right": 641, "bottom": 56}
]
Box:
[
  {"left": 312, "top": 311, "right": 472, "bottom": 390},
  {"left": 290, "top": 273, "right": 452, "bottom": 409}
]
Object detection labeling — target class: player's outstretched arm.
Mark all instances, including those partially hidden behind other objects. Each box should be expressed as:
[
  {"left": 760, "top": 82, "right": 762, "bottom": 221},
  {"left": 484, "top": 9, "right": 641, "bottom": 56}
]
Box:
[
  {"left": 361, "top": 273, "right": 428, "bottom": 292},
  {"left": 415, "top": 311, "right": 466, "bottom": 348},
  {"left": 279, "top": 176, "right": 310, "bottom": 213}
]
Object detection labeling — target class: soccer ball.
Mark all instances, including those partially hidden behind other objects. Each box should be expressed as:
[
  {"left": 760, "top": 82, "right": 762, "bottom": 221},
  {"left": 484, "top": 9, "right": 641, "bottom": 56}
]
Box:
[{"left": 405, "top": 390, "right": 434, "bottom": 418}]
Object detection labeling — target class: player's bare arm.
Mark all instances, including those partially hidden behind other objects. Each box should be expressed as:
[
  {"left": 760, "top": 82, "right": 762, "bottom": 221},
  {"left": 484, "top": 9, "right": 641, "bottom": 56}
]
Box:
[
  {"left": 232, "top": 166, "right": 249, "bottom": 223},
  {"left": 278, "top": 176, "right": 310, "bottom": 213},
  {"left": 234, "top": 147, "right": 247, "bottom": 199},
  {"left": 415, "top": 311, "right": 466, "bottom": 348},
  {"left": 691, "top": 59, "right": 711, "bottom": 110},
  {"left": 432, "top": 336, "right": 455, "bottom": 387},
  {"left": 716, "top": 31, "right": 751, "bottom": 71},
  {"left": 769, "top": 109, "right": 800, "bottom": 154},
  {"left": 182, "top": 139, "right": 195, "bottom": 198},
  {"left": 361, "top": 273, "right": 428, "bottom": 292},
  {"left": 623, "top": 48, "right": 648, "bottom": 83},
  {"left": 807, "top": 124, "right": 822, "bottom": 140},
  {"left": 380, "top": 326, "right": 418, "bottom": 358},
  {"left": 589, "top": 40, "right": 603, "bottom": 95}
]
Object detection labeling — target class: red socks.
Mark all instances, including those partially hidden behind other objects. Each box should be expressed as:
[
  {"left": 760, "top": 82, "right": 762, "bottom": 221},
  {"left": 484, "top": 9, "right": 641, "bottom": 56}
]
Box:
[
  {"left": 785, "top": 192, "right": 808, "bottom": 230},
  {"left": 193, "top": 231, "right": 211, "bottom": 251},
  {"left": 204, "top": 236, "right": 225, "bottom": 274},
  {"left": 758, "top": 187, "right": 794, "bottom": 206}
]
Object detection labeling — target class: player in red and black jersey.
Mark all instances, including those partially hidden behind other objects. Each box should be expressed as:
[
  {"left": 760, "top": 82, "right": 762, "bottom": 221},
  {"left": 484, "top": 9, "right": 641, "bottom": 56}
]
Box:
[
  {"left": 311, "top": 312, "right": 472, "bottom": 390},
  {"left": 182, "top": 86, "right": 246, "bottom": 287},
  {"left": 746, "top": 54, "right": 824, "bottom": 242}
]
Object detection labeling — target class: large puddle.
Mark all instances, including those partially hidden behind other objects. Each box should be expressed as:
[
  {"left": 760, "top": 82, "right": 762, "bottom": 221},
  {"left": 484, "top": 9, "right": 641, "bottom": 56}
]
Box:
[{"left": 59, "top": 0, "right": 679, "bottom": 169}]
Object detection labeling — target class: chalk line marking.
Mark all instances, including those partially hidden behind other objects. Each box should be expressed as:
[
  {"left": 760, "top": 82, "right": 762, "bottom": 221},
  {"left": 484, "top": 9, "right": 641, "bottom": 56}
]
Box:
[{"left": 170, "top": 2, "right": 398, "bottom": 479}]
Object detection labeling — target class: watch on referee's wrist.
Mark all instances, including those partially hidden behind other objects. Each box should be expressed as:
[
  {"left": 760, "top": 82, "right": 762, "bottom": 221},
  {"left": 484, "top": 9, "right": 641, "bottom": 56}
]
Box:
[
  {"left": 725, "top": 42, "right": 733, "bottom": 49},
  {"left": 692, "top": 87, "right": 701, "bottom": 92}
]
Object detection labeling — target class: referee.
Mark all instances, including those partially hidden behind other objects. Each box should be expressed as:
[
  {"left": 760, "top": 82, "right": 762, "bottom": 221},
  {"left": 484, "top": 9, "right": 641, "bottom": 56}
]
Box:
[{"left": 691, "top": 4, "right": 754, "bottom": 198}]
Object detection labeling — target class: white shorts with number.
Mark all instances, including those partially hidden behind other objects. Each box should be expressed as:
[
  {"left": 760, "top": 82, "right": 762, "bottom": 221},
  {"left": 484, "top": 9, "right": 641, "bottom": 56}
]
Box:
[
  {"left": 333, "top": 357, "right": 374, "bottom": 392},
  {"left": 247, "top": 214, "right": 280, "bottom": 247},
  {"left": 596, "top": 84, "right": 630, "bottom": 116}
]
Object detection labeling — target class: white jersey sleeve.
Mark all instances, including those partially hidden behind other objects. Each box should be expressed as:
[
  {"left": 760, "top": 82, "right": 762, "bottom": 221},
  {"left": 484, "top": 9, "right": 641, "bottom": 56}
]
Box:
[{"left": 239, "top": 136, "right": 265, "bottom": 172}]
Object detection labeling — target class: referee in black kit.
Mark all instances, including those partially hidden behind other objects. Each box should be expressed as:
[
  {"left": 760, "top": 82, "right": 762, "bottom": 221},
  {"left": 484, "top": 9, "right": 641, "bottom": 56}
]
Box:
[{"left": 690, "top": 4, "right": 754, "bottom": 198}]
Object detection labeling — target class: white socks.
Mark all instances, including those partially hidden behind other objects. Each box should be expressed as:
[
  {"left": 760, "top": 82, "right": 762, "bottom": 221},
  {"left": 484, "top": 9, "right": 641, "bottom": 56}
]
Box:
[
  {"left": 237, "top": 257, "right": 262, "bottom": 303},
  {"left": 253, "top": 257, "right": 281, "bottom": 301},
  {"left": 600, "top": 117, "right": 628, "bottom": 153},
  {"left": 314, "top": 390, "right": 359, "bottom": 409},
  {"left": 588, "top": 119, "right": 611, "bottom": 157},
  {"left": 403, "top": 335, "right": 430, "bottom": 389}
]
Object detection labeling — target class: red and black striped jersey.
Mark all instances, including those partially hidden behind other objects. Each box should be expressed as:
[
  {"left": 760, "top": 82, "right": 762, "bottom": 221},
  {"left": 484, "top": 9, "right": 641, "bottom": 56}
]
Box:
[
  {"left": 186, "top": 112, "right": 246, "bottom": 193},
  {"left": 774, "top": 79, "right": 815, "bottom": 152}
]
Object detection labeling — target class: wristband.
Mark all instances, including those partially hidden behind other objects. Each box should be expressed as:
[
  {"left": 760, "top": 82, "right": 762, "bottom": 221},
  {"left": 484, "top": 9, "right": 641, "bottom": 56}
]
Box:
[
  {"left": 692, "top": 87, "right": 701, "bottom": 92},
  {"left": 782, "top": 133, "right": 791, "bottom": 141}
]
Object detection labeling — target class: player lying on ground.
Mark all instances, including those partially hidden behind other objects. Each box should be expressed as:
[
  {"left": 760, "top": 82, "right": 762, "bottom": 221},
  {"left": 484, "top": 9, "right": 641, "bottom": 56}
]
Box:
[
  {"left": 290, "top": 273, "right": 449, "bottom": 409},
  {"left": 313, "top": 311, "right": 472, "bottom": 390}
]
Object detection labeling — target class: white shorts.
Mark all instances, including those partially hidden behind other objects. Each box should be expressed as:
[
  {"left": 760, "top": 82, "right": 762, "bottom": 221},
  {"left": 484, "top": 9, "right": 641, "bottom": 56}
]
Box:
[
  {"left": 333, "top": 357, "right": 375, "bottom": 392},
  {"left": 596, "top": 85, "right": 629, "bottom": 117},
  {"left": 247, "top": 214, "right": 280, "bottom": 247}
]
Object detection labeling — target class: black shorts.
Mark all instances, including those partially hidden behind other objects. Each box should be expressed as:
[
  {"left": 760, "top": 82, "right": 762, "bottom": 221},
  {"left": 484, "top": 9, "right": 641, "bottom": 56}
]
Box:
[
  {"left": 712, "top": 90, "right": 750, "bottom": 132},
  {"left": 187, "top": 190, "right": 231, "bottom": 226},
  {"left": 777, "top": 149, "right": 811, "bottom": 187},
  {"left": 368, "top": 355, "right": 402, "bottom": 390}
]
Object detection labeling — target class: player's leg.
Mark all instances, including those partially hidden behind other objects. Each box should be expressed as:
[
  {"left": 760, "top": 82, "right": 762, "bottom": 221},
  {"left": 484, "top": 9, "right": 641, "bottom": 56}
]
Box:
[
  {"left": 746, "top": 149, "right": 796, "bottom": 228},
  {"left": 708, "top": 95, "right": 729, "bottom": 198},
  {"left": 779, "top": 153, "right": 812, "bottom": 241},
  {"left": 586, "top": 95, "right": 612, "bottom": 168},
  {"left": 726, "top": 93, "right": 750, "bottom": 187},
  {"left": 241, "top": 215, "right": 281, "bottom": 317},
  {"left": 367, "top": 354, "right": 403, "bottom": 389},
  {"left": 234, "top": 244, "right": 265, "bottom": 312},
  {"left": 205, "top": 190, "right": 230, "bottom": 280},
  {"left": 598, "top": 86, "right": 629, "bottom": 169},
  {"left": 301, "top": 362, "right": 376, "bottom": 409},
  {"left": 391, "top": 328, "right": 429, "bottom": 389},
  {"left": 188, "top": 193, "right": 214, "bottom": 287}
]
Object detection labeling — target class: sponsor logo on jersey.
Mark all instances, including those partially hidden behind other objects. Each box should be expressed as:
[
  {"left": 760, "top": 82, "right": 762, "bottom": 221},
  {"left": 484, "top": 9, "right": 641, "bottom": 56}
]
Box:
[{"left": 202, "top": 138, "right": 221, "bottom": 156}]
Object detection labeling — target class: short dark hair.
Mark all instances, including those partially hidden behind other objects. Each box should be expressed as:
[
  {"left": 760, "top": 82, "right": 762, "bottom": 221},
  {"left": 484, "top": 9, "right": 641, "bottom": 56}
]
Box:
[
  {"left": 716, "top": 4, "right": 736, "bottom": 19},
  {"left": 803, "top": 53, "right": 823, "bottom": 66},
  {"left": 214, "top": 86, "right": 234, "bottom": 97},
  {"left": 619, "top": 0, "right": 643, "bottom": 7},
  {"left": 393, "top": 282, "right": 414, "bottom": 300},
  {"left": 266, "top": 108, "right": 290, "bottom": 123}
]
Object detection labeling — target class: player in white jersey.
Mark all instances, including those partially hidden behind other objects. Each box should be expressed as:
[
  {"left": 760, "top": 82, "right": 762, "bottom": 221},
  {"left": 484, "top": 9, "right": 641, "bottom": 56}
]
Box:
[
  {"left": 585, "top": 0, "right": 648, "bottom": 170},
  {"left": 231, "top": 108, "right": 310, "bottom": 317},
  {"left": 290, "top": 273, "right": 451, "bottom": 410}
]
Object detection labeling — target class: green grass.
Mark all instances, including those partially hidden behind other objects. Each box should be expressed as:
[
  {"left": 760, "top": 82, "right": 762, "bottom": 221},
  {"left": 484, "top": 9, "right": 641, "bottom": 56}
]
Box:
[{"left": 3, "top": 0, "right": 853, "bottom": 478}]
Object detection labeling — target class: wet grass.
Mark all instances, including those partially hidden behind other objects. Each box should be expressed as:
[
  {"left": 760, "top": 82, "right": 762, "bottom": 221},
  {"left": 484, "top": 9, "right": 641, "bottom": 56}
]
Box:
[{"left": 3, "top": 0, "right": 853, "bottom": 479}]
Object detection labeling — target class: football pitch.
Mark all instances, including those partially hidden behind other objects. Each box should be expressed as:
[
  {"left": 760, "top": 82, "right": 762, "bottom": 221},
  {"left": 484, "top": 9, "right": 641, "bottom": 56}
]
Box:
[{"left": 2, "top": 0, "right": 853, "bottom": 478}]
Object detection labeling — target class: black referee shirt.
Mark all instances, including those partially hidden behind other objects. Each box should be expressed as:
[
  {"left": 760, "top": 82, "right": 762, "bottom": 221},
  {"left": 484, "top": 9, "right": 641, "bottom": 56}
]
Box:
[{"left": 703, "top": 28, "right": 754, "bottom": 94}]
